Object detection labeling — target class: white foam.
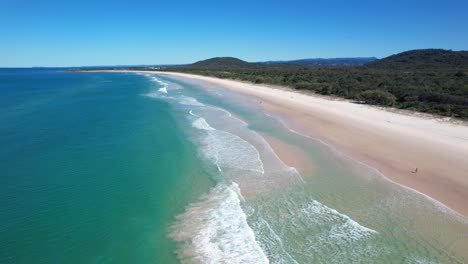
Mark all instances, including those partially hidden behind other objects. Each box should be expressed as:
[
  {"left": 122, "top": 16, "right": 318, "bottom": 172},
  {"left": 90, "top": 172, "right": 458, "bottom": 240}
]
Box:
[
  {"left": 179, "top": 96, "right": 205, "bottom": 106},
  {"left": 143, "top": 92, "right": 162, "bottom": 98},
  {"left": 250, "top": 197, "right": 380, "bottom": 261},
  {"left": 198, "top": 106, "right": 303, "bottom": 182},
  {"left": 248, "top": 195, "right": 386, "bottom": 262},
  {"left": 303, "top": 200, "right": 377, "bottom": 244},
  {"left": 188, "top": 110, "right": 198, "bottom": 117},
  {"left": 137, "top": 74, "right": 171, "bottom": 94},
  {"left": 406, "top": 255, "right": 441, "bottom": 264},
  {"left": 192, "top": 117, "right": 215, "bottom": 131},
  {"left": 143, "top": 92, "right": 207, "bottom": 110},
  {"left": 170, "top": 183, "right": 269, "bottom": 264},
  {"left": 274, "top": 117, "right": 468, "bottom": 224},
  {"left": 191, "top": 116, "right": 264, "bottom": 174},
  {"left": 210, "top": 106, "right": 233, "bottom": 118},
  {"left": 150, "top": 76, "right": 168, "bottom": 86},
  {"left": 254, "top": 217, "right": 299, "bottom": 264}
]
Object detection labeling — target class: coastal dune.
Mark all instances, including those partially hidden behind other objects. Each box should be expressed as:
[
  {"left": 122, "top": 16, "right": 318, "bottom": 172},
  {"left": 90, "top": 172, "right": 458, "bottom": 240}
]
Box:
[{"left": 156, "top": 71, "right": 468, "bottom": 218}]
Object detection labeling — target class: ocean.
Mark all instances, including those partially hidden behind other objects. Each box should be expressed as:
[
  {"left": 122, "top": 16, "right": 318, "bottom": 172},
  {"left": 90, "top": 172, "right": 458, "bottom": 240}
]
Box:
[{"left": 0, "top": 69, "right": 466, "bottom": 263}]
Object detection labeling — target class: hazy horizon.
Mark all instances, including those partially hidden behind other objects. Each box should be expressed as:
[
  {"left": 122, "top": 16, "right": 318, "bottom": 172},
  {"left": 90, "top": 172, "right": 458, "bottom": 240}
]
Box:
[
  {"left": 3, "top": 50, "right": 468, "bottom": 68},
  {"left": 0, "top": 55, "right": 381, "bottom": 68}
]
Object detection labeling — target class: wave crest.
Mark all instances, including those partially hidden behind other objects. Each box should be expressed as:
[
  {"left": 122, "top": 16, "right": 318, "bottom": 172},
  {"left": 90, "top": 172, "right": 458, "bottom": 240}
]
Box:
[{"left": 170, "top": 183, "right": 269, "bottom": 264}]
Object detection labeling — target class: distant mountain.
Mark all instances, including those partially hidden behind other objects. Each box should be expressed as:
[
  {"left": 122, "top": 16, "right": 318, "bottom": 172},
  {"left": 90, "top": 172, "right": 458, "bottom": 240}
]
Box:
[
  {"left": 189, "top": 57, "right": 253, "bottom": 69},
  {"left": 367, "top": 49, "right": 468, "bottom": 69},
  {"left": 163, "top": 49, "right": 468, "bottom": 118},
  {"left": 259, "top": 57, "right": 377, "bottom": 66},
  {"left": 74, "top": 48, "right": 468, "bottom": 118},
  {"left": 186, "top": 56, "right": 377, "bottom": 69}
]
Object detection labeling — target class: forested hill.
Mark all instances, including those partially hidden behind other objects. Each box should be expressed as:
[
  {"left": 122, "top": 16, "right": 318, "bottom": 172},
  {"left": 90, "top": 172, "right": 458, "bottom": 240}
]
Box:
[
  {"left": 260, "top": 57, "right": 377, "bottom": 66},
  {"left": 71, "top": 49, "right": 468, "bottom": 118},
  {"left": 184, "top": 49, "right": 468, "bottom": 69},
  {"left": 367, "top": 49, "right": 468, "bottom": 69},
  {"left": 164, "top": 49, "right": 468, "bottom": 118},
  {"left": 188, "top": 57, "right": 253, "bottom": 69},
  {"left": 185, "top": 57, "right": 377, "bottom": 67}
]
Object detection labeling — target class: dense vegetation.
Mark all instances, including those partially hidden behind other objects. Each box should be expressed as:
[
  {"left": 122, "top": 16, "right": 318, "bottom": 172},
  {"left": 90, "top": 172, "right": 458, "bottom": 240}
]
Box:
[
  {"left": 72, "top": 49, "right": 468, "bottom": 118},
  {"left": 161, "top": 49, "right": 468, "bottom": 118},
  {"left": 190, "top": 57, "right": 251, "bottom": 68},
  {"left": 367, "top": 49, "right": 468, "bottom": 69},
  {"left": 260, "top": 57, "right": 377, "bottom": 66}
]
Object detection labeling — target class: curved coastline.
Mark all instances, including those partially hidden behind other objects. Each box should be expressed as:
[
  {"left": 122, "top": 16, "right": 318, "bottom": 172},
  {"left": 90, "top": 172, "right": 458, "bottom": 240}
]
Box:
[
  {"left": 95, "top": 70, "right": 468, "bottom": 262},
  {"left": 151, "top": 71, "right": 468, "bottom": 220}
]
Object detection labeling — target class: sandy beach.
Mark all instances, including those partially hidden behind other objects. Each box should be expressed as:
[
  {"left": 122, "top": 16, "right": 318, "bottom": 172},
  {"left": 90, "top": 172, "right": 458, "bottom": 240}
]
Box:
[{"left": 147, "top": 71, "right": 468, "bottom": 218}]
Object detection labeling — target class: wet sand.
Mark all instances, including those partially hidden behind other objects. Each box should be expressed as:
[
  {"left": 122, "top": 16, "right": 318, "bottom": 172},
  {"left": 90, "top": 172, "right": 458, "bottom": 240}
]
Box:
[
  {"left": 153, "top": 71, "right": 468, "bottom": 218},
  {"left": 260, "top": 133, "right": 314, "bottom": 177}
]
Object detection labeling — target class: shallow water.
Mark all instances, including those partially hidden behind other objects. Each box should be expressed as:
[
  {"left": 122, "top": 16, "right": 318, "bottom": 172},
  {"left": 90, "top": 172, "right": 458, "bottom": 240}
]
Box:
[
  {"left": 152, "top": 73, "right": 468, "bottom": 263},
  {"left": 1, "top": 69, "right": 466, "bottom": 263}
]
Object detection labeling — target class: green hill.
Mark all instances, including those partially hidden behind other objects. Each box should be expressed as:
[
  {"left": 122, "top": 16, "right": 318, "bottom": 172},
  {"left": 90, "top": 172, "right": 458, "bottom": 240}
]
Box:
[
  {"left": 74, "top": 49, "right": 468, "bottom": 118},
  {"left": 164, "top": 50, "right": 468, "bottom": 118},
  {"left": 260, "top": 57, "right": 377, "bottom": 66},
  {"left": 189, "top": 57, "right": 253, "bottom": 69},
  {"left": 367, "top": 49, "right": 468, "bottom": 69}
]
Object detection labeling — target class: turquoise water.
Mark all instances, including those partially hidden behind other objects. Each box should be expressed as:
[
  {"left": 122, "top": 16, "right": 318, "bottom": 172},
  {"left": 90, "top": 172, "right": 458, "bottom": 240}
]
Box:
[
  {"left": 0, "top": 69, "right": 212, "bottom": 263},
  {"left": 1, "top": 69, "right": 467, "bottom": 263}
]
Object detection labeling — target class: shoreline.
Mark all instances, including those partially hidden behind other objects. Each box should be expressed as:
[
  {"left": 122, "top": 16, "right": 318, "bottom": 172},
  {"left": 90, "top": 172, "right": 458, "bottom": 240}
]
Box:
[
  {"left": 259, "top": 132, "right": 314, "bottom": 178},
  {"left": 97, "top": 70, "right": 468, "bottom": 218},
  {"left": 155, "top": 71, "right": 468, "bottom": 219}
]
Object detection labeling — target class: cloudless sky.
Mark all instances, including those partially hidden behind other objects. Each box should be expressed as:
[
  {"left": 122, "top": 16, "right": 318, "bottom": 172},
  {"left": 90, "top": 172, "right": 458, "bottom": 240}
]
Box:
[{"left": 1, "top": 0, "right": 467, "bottom": 67}]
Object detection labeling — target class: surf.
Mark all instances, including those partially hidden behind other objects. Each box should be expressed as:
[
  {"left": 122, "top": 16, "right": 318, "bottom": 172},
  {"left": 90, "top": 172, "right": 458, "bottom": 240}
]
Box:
[
  {"left": 140, "top": 72, "right": 467, "bottom": 264},
  {"left": 169, "top": 183, "right": 269, "bottom": 264}
]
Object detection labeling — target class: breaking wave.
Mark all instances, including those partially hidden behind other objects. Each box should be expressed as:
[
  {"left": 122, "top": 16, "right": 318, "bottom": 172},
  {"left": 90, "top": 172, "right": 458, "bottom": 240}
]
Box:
[
  {"left": 191, "top": 116, "right": 264, "bottom": 174},
  {"left": 170, "top": 183, "right": 269, "bottom": 264}
]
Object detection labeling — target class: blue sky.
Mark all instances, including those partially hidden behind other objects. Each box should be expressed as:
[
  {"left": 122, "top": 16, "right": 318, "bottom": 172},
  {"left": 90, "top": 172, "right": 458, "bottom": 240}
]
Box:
[{"left": 1, "top": 0, "right": 467, "bottom": 67}]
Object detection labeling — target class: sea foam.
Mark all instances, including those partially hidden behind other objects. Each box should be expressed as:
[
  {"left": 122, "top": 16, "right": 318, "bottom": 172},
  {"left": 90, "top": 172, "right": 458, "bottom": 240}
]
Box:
[
  {"left": 179, "top": 96, "right": 205, "bottom": 106},
  {"left": 170, "top": 183, "right": 269, "bottom": 264},
  {"left": 303, "top": 200, "right": 377, "bottom": 243},
  {"left": 249, "top": 196, "right": 381, "bottom": 263},
  {"left": 191, "top": 117, "right": 264, "bottom": 174},
  {"left": 192, "top": 117, "right": 215, "bottom": 131}
]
